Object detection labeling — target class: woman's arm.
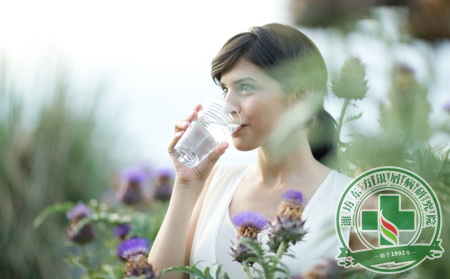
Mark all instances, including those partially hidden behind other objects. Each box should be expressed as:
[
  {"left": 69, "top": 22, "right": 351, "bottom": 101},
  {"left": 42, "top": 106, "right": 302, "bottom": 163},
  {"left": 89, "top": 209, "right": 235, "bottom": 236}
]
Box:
[
  {"left": 148, "top": 179, "right": 205, "bottom": 279},
  {"left": 148, "top": 105, "right": 228, "bottom": 278}
]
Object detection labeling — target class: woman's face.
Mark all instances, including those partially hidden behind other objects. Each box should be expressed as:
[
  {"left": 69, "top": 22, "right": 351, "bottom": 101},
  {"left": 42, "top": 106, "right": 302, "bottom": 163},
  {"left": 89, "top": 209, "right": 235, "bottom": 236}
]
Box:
[{"left": 219, "top": 58, "right": 291, "bottom": 151}]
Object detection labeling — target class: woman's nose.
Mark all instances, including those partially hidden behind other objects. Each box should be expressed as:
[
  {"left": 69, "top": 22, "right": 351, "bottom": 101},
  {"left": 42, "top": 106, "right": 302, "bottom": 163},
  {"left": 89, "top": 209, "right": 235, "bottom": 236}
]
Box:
[
  {"left": 224, "top": 92, "right": 240, "bottom": 112},
  {"left": 224, "top": 93, "right": 241, "bottom": 124}
]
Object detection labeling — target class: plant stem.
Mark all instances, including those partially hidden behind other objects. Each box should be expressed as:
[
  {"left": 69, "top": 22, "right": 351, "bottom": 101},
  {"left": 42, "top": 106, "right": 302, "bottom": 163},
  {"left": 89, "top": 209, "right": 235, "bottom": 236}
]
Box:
[
  {"left": 243, "top": 264, "right": 252, "bottom": 279},
  {"left": 80, "top": 245, "right": 93, "bottom": 279},
  {"left": 337, "top": 98, "right": 350, "bottom": 145},
  {"left": 268, "top": 241, "right": 288, "bottom": 279}
]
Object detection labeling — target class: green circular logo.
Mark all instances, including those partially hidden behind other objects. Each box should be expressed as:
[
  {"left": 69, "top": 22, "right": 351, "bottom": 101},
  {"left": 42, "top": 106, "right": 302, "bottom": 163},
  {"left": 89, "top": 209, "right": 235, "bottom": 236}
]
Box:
[{"left": 336, "top": 166, "right": 444, "bottom": 274}]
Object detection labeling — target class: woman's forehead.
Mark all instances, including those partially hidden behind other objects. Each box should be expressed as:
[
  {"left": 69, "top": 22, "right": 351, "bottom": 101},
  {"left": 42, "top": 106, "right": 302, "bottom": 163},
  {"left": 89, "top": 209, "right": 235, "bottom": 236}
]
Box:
[{"left": 220, "top": 59, "right": 272, "bottom": 84}]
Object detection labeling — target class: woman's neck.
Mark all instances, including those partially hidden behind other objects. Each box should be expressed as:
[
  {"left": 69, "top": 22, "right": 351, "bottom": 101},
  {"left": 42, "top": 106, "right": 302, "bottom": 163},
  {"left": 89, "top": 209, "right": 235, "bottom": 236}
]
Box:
[{"left": 255, "top": 138, "right": 327, "bottom": 187}]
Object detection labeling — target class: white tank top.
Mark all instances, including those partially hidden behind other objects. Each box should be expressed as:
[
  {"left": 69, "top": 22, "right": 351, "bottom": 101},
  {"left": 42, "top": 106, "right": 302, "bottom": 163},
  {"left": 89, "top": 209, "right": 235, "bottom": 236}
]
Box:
[{"left": 190, "top": 164, "right": 352, "bottom": 278}]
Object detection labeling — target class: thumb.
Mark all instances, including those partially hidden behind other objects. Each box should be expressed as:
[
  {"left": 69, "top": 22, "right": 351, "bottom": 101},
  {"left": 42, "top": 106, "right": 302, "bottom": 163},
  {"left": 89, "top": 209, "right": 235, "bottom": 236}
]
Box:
[
  {"left": 198, "top": 142, "right": 229, "bottom": 171},
  {"left": 208, "top": 142, "right": 229, "bottom": 164},
  {"left": 193, "top": 142, "right": 229, "bottom": 178}
]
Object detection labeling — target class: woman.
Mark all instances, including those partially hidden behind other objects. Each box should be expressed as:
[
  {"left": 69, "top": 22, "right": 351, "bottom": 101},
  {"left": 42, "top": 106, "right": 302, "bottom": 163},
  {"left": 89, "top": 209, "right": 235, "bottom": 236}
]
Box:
[{"left": 148, "top": 23, "right": 352, "bottom": 278}]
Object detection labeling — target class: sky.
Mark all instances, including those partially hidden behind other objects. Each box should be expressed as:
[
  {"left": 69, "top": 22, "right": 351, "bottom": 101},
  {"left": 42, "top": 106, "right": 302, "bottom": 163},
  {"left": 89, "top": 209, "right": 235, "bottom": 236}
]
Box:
[{"left": 0, "top": 1, "right": 449, "bottom": 169}]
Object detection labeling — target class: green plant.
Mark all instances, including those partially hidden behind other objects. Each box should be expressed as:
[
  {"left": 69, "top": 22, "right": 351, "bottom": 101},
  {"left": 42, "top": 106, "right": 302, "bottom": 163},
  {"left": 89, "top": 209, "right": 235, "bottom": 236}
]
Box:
[{"left": 0, "top": 59, "right": 121, "bottom": 279}]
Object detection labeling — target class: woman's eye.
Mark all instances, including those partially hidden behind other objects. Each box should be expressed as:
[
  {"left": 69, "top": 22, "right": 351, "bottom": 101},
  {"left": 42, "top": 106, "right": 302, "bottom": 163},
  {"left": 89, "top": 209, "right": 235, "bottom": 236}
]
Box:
[
  {"left": 221, "top": 87, "right": 229, "bottom": 96},
  {"left": 239, "top": 84, "right": 254, "bottom": 92}
]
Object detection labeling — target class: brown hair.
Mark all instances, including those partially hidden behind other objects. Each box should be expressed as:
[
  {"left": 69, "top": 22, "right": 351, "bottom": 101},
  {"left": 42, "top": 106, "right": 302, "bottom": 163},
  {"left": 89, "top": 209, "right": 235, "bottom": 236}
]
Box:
[{"left": 211, "top": 23, "right": 337, "bottom": 165}]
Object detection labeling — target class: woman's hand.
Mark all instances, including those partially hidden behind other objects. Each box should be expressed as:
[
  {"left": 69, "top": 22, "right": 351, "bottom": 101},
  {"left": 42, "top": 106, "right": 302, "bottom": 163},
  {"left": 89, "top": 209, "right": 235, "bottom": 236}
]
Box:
[{"left": 168, "top": 104, "right": 229, "bottom": 185}]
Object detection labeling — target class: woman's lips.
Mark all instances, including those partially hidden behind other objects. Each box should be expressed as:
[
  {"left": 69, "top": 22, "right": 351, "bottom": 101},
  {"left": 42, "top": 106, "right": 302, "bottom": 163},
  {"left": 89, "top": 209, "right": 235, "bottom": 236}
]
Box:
[{"left": 233, "top": 124, "right": 247, "bottom": 135}]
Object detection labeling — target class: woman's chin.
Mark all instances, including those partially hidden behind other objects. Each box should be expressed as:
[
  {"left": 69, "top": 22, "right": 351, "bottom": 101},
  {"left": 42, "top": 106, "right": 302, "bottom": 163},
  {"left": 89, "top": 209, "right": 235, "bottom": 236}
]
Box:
[{"left": 232, "top": 140, "right": 257, "bottom": 152}]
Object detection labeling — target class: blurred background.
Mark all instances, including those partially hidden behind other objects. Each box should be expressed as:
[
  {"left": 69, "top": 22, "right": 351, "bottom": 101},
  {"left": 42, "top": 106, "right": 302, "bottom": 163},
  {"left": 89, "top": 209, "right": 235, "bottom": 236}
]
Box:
[
  {"left": 1, "top": 0, "right": 449, "bottom": 278},
  {"left": 1, "top": 0, "right": 449, "bottom": 166},
  {"left": 0, "top": 0, "right": 290, "bottom": 168}
]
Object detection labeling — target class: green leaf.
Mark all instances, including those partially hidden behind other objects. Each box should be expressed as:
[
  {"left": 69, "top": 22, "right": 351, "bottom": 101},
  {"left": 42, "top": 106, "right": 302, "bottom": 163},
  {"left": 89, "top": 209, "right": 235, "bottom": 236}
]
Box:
[
  {"left": 161, "top": 265, "right": 211, "bottom": 279},
  {"left": 72, "top": 216, "right": 95, "bottom": 234},
  {"left": 70, "top": 211, "right": 133, "bottom": 234},
  {"left": 33, "top": 201, "right": 76, "bottom": 229},
  {"left": 215, "top": 265, "right": 230, "bottom": 279},
  {"left": 129, "top": 212, "right": 153, "bottom": 238},
  {"left": 95, "top": 211, "right": 132, "bottom": 225},
  {"left": 204, "top": 267, "right": 212, "bottom": 278},
  {"left": 215, "top": 265, "right": 222, "bottom": 279},
  {"left": 344, "top": 112, "right": 363, "bottom": 124},
  {"left": 97, "top": 265, "right": 121, "bottom": 279}
]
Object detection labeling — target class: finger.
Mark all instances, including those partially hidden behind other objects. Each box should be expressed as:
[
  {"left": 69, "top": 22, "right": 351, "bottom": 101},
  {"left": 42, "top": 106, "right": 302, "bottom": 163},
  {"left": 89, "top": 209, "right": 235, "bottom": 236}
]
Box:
[
  {"left": 174, "top": 120, "right": 190, "bottom": 133},
  {"left": 167, "top": 130, "right": 185, "bottom": 155},
  {"left": 185, "top": 104, "right": 202, "bottom": 122},
  {"left": 194, "top": 104, "right": 202, "bottom": 113}
]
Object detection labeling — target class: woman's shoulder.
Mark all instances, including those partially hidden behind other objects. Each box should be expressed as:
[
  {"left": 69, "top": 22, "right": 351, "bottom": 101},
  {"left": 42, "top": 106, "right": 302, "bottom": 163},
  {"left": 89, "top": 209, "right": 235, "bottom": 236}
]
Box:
[
  {"left": 327, "top": 169, "right": 354, "bottom": 197},
  {"left": 330, "top": 169, "right": 354, "bottom": 185}
]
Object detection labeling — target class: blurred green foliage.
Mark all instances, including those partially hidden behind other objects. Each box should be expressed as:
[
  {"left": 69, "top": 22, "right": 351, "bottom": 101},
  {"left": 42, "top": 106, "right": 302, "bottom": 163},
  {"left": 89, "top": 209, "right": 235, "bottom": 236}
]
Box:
[
  {"left": 32, "top": 199, "right": 169, "bottom": 279},
  {"left": 335, "top": 63, "right": 450, "bottom": 278},
  {"left": 290, "top": 3, "right": 450, "bottom": 277},
  {"left": 0, "top": 60, "right": 121, "bottom": 278},
  {"left": 325, "top": 9, "right": 450, "bottom": 278}
]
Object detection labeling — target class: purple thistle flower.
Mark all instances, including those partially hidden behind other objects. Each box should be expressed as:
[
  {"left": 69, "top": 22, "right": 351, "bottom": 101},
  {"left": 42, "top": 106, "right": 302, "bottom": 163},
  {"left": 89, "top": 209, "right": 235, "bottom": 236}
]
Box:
[
  {"left": 66, "top": 204, "right": 93, "bottom": 221},
  {"left": 153, "top": 184, "right": 173, "bottom": 201},
  {"left": 152, "top": 167, "right": 174, "bottom": 201},
  {"left": 281, "top": 189, "right": 304, "bottom": 205},
  {"left": 278, "top": 189, "right": 305, "bottom": 220},
  {"left": 232, "top": 211, "right": 268, "bottom": 239},
  {"left": 121, "top": 166, "right": 150, "bottom": 183},
  {"left": 230, "top": 212, "right": 268, "bottom": 265},
  {"left": 114, "top": 224, "right": 131, "bottom": 239},
  {"left": 66, "top": 203, "right": 95, "bottom": 245},
  {"left": 117, "top": 238, "right": 158, "bottom": 278},
  {"left": 117, "top": 182, "right": 144, "bottom": 205},
  {"left": 268, "top": 190, "right": 307, "bottom": 253},
  {"left": 151, "top": 167, "right": 174, "bottom": 179},
  {"left": 118, "top": 166, "right": 149, "bottom": 205},
  {"left": 117, "top": 237, "right": 150, "bottom": 259}
]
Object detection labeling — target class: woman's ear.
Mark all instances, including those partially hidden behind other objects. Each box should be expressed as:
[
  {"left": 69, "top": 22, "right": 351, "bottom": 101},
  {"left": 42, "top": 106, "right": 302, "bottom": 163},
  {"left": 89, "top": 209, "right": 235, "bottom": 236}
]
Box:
[
  {"left": 286, "top": 93, "right": 297, "bottom": 106},
  {"left": 295, "top": 86, "right": 314, "bottom": 104}
]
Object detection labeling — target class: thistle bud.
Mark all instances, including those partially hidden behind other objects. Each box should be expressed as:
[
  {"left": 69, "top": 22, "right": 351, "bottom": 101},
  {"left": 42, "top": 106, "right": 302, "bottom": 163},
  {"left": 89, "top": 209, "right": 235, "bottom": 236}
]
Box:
[
  {"left": 114, "top": 223, "right": 132, "bottom": 240},
  {"left": 332, "top": 56, "right": 368, "bottom": 100},
  {"left": 379, "top": 63, "right": 431, "bottom": 141},
  {"left": 66, "top": 204, "right": 95, "bottom": 245},
  {"left": 268, "top": 190, "right": 307, "bottom": 253},
  {"left": 230, "top": 240, "right": 258, "bottom": 265}
]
